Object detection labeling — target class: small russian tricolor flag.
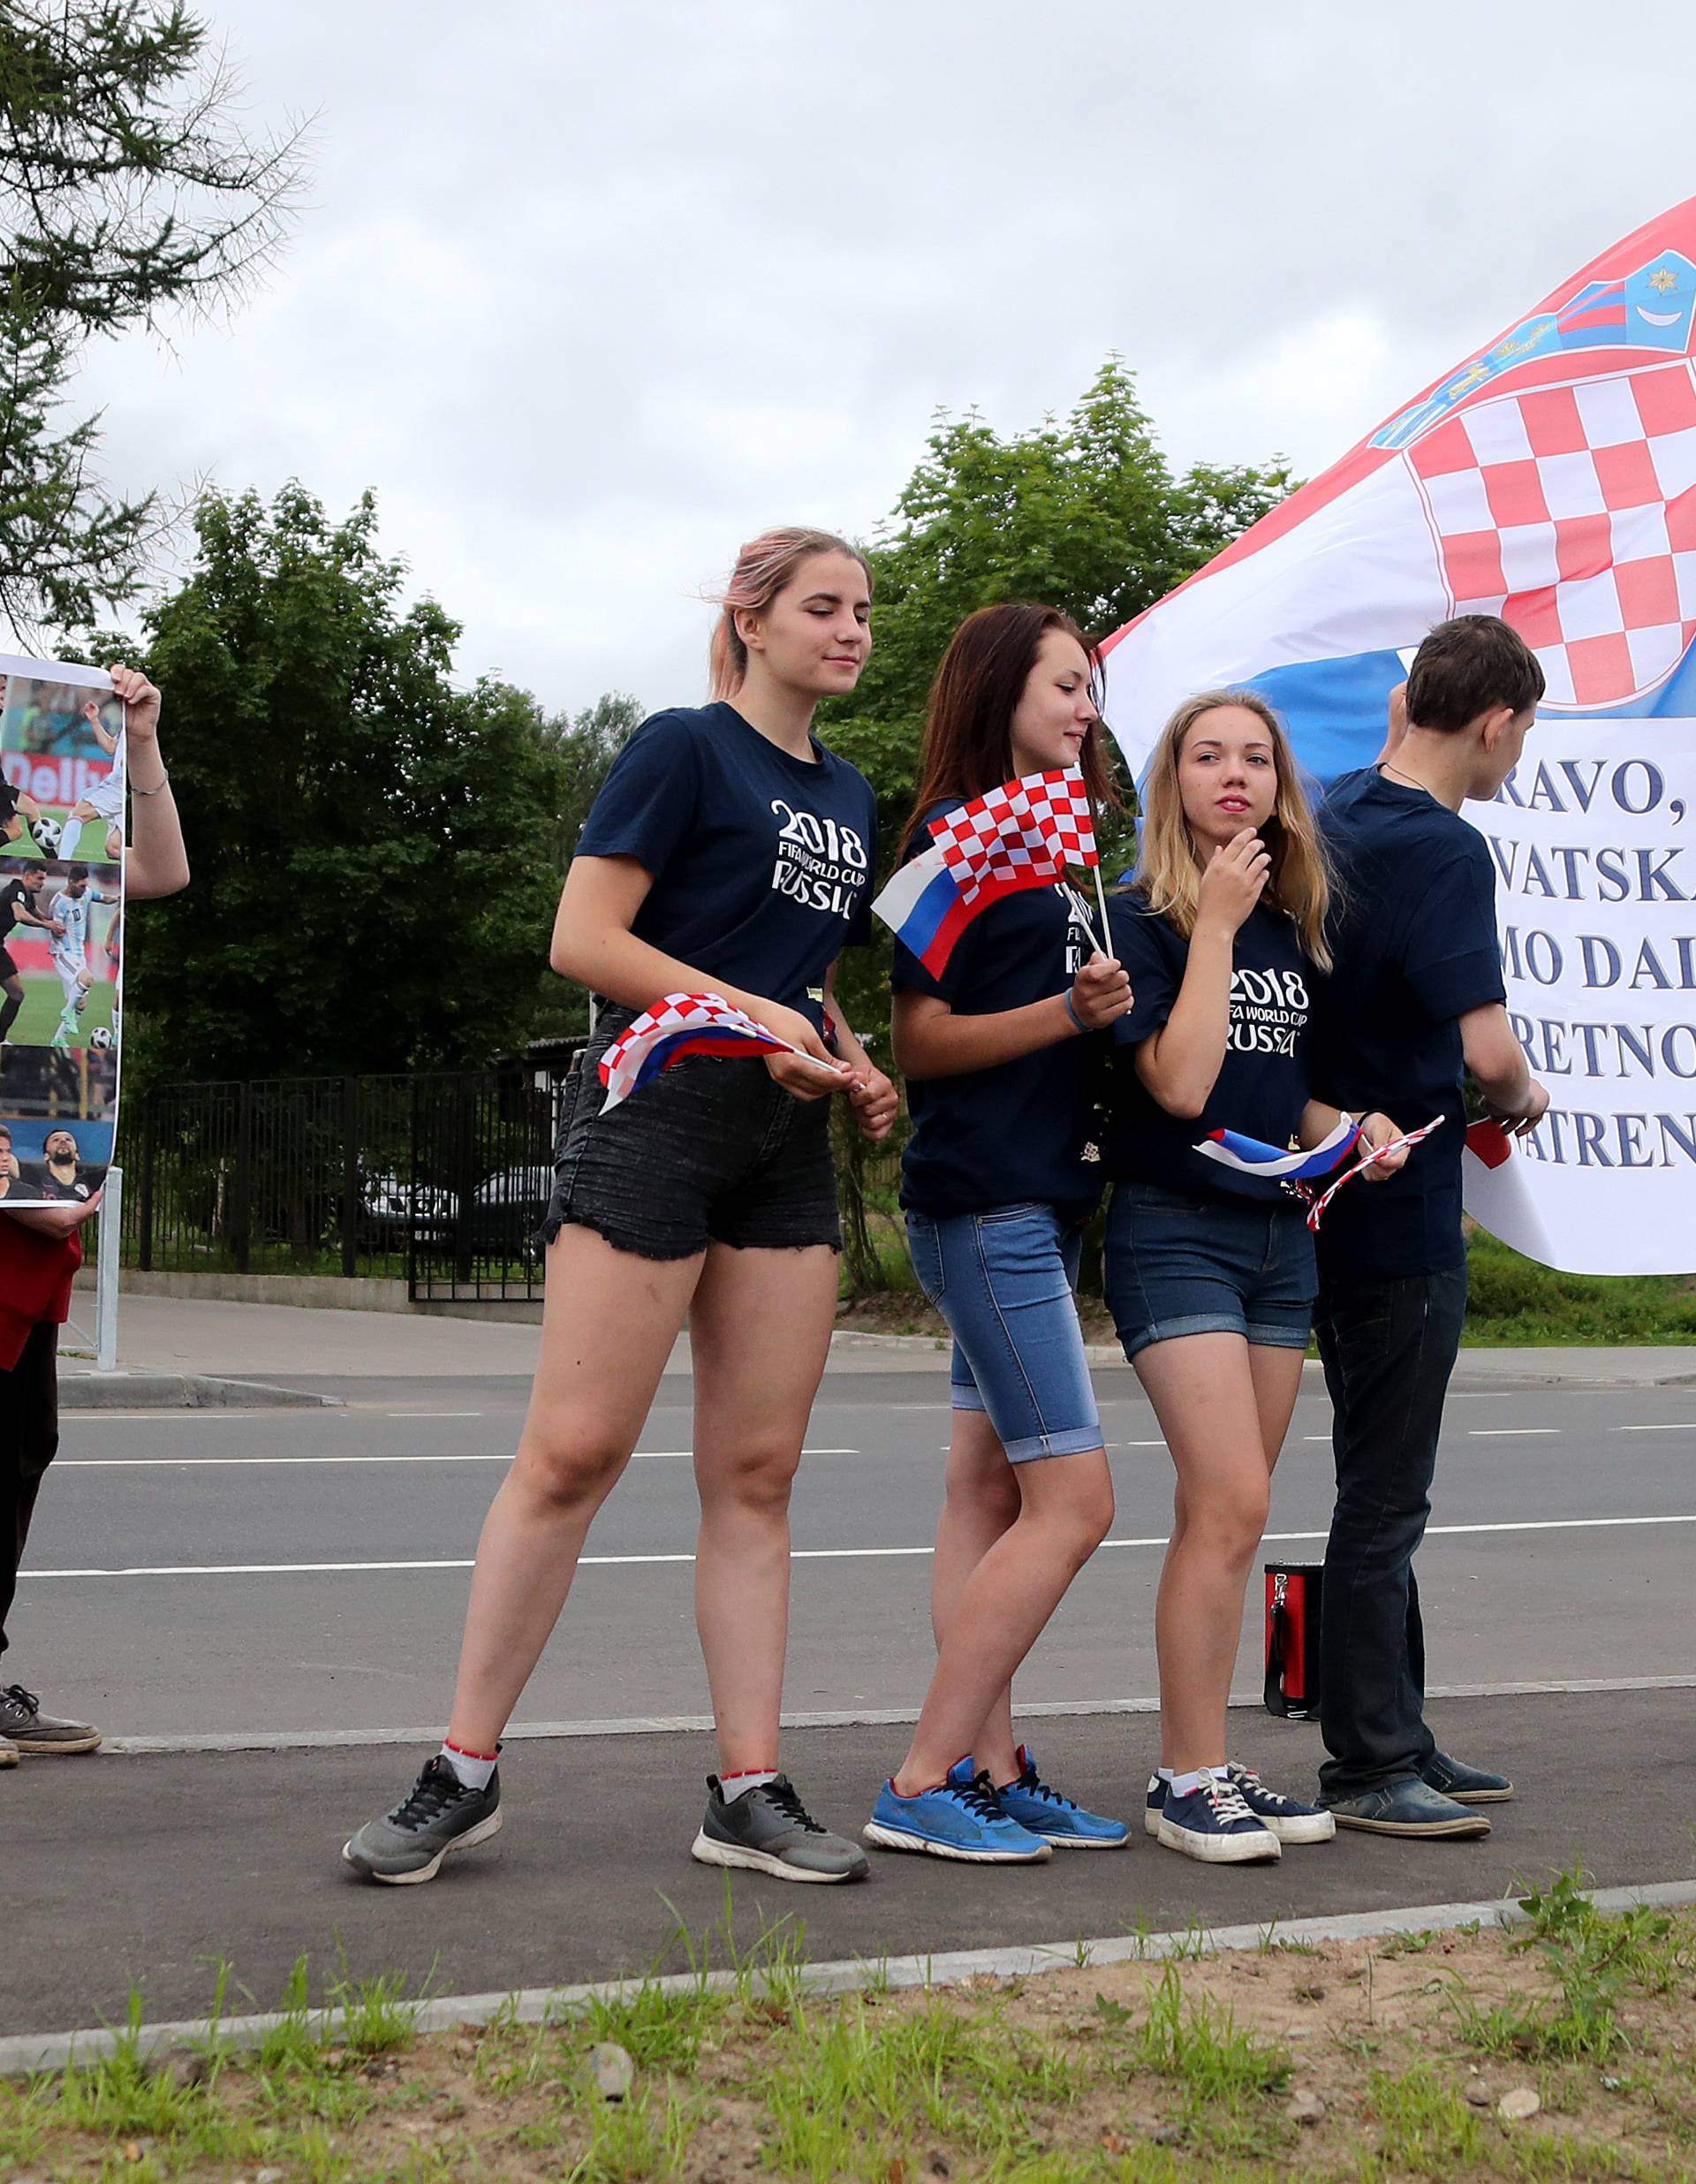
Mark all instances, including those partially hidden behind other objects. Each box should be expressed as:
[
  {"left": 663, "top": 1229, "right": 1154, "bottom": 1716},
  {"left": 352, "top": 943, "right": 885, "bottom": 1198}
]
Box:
[
  {"left": 1194, "top": 1113, "right": 1363, "bottom": 1182},
  {"left": 869, "top": 843, "right": 980, "bottom": 977}
]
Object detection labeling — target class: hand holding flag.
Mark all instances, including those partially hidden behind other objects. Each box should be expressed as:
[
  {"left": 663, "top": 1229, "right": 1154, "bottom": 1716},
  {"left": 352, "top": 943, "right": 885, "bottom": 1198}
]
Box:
[{"left": 599, "top": 993, "right": 844, "bottom": 1114}]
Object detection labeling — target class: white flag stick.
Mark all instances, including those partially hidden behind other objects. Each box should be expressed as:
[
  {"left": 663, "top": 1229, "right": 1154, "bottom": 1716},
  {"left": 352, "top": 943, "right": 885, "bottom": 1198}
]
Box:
[{"left": 1090, "top": 862, "right": 1114, "bottom": 959}]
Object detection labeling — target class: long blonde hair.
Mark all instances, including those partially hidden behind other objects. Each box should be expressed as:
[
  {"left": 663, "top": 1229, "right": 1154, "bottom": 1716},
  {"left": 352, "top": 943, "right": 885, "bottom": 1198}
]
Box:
[{"left": 1132, "top": 689, "right": 1333, "bottom": 972}]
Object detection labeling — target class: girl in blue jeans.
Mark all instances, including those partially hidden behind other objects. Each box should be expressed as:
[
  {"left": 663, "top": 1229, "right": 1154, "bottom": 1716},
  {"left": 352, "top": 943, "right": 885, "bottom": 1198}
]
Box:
[
  {"left": 864, "top": 603, "right": 1134, "bottom": 1863},
  {"left": 1103, "top": 690, "right": 1406, "bottom": 1865}
]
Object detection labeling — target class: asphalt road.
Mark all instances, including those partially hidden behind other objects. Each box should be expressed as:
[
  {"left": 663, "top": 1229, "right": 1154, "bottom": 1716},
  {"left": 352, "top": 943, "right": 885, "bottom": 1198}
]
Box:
[
  {"left": 8, "top": 1692, "right": 1695, "bottom": 2041},
  {"left": 12, "top": 1365, "right": 1696, "bottom": 1743}
]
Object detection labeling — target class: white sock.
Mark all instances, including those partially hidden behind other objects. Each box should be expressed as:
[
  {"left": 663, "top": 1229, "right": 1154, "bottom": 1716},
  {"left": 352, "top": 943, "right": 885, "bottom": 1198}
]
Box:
[
  {"left": 1167, "top": 1767, "right": 1216, "bottom": 1798},
  {"left": 440, "top": 1739, "right": 496, "bottom": 1790},
  {"left": 720, "top": 1767, "right": 779, "bottom": 1801}
]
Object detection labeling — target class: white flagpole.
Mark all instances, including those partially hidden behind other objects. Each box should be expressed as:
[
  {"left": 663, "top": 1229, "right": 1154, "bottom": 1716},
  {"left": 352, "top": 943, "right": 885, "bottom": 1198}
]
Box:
[{"left": 1091, "top": 861, "right": 1114, "bottom": 959}]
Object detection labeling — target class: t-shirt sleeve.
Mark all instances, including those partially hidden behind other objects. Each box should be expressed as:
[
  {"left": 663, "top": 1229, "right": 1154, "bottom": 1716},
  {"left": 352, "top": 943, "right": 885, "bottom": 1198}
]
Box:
[
  {"left": 1107, "top": 898, "right": 1184, "bottom": 1046},
  {"left": 574, "top": 712, "right": 703, "bottom": 877},
  {"left": 1398, "top": 838, "right": 1505, "bottom": 1020}
]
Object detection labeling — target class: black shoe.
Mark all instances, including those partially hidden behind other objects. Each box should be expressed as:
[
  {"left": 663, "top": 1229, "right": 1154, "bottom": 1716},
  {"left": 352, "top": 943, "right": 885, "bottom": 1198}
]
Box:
[
  {"left": 0, "top": 1684, "right": 101, "bottom": 1755},
  {"left": 342, "top": 1756, "right": 503, "bottom": 1884},
  {"left": 1319, "top": 1776, "right": 1491, "bottom": 1838},
  {"left": 693, "top": 1772, "right": 869, "bottom": 1884},
  {"left": 1421, "top": 1748, "right": 1514, "bottom": 1803}
]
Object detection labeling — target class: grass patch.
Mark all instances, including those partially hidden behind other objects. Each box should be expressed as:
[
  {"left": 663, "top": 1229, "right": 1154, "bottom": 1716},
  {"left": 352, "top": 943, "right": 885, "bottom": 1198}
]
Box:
[
  {"left": 1463, "top": 1225, "right": 1696, "bottom": 1346},
  {"left": 9, "top": 1879, "right": 1696, "bottom": 2180}
]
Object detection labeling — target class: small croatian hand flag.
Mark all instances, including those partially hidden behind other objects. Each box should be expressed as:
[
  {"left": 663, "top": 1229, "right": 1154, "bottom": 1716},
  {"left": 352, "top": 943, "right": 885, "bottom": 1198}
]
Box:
[
  {"left": 1194, "top": 1112, "right": 1363, "bottom": 1182},
  {"left": 598, "top": 993, "right": 837, "bottom": 1113},
  {"left": 872, "top": 768, "right": 1100, "bottom": 976}
]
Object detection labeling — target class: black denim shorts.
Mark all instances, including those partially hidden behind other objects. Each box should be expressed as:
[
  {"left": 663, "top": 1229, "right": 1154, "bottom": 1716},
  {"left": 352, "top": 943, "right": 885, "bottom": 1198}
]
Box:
[{"left": 539, "top": 1007, "right": 842, "bottom": 1261}]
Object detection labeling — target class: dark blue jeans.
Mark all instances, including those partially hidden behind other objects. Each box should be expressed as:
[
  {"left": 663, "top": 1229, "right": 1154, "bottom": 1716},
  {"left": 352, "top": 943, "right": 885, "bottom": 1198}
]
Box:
[{"left": 1314, "top": 1262, "right": 1468, "bottom": 1797}]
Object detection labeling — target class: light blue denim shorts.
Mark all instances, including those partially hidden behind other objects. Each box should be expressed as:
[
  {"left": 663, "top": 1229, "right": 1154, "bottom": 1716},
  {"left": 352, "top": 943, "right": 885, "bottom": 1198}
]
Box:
[{"left": 905, "top": 1202, "right": 1102, "bottom": 1464}]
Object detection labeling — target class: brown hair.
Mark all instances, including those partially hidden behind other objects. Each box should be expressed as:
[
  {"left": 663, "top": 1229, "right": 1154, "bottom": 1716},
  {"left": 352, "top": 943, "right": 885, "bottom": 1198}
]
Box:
[
  {"left": 899, "top": 603, "right": 1120, "bottom": 855},
  {"left": 1405, "top": 614, "right": 1545, "bottom": 732},
  {"left": 708, "top": 527, "right": 872, "bottom": 700},
  {"left": 1132, "top": 688, "right": 1334, "bottom": 972}
]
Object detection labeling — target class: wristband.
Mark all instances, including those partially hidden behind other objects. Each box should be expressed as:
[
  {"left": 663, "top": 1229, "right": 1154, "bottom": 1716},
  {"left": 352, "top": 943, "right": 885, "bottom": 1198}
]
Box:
[
  {"left": 1063, "top": 990, "right": 1086, "bottom": 1034},
  {"left": 131, "top": 769, "right": 170, "bottom": 798}
]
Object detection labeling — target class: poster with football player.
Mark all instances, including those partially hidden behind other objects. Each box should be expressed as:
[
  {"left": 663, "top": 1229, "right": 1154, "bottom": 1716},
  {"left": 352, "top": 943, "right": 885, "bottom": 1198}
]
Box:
[{"left": 0, "top": 653, "right": 124, "bottom": 1206}]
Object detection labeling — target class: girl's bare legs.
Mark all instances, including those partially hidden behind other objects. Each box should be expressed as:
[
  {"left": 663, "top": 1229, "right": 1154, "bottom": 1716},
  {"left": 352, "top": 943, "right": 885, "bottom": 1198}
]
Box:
[
  {"left": 929, "top": 1409, "right": 1023, "bottom": 1785},
  {"left": 689, "top": 1242, "right": 839, "bottom": 1775},
  {"left": 445, "top": 1225, "right": 702, "bottom": 1753},
  {"left": 892, "top": 1446, "right": 1114, "bottom": 1794},
  {"left": 1135, "top": 1331, "right": 1282, "bottom": 1776}
]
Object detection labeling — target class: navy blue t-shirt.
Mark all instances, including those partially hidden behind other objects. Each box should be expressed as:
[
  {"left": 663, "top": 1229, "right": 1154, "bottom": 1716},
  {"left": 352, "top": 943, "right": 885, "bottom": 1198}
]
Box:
[
  {"left": 1103, "top": 895, "right": 1315, "bottom": 1202},
  {"left": 894, "top": 805, "right": 1104, "bottom": 1219},
  {"left": 1310, "top": 769, "right": 1506, "bottom": 1278},
  {"left": 574, "top": 702, "right": 876, "bottom": 1030}
]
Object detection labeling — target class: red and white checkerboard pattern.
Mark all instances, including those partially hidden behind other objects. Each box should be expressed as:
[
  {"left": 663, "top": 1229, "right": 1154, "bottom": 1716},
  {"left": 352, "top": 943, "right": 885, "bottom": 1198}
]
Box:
[
  {"left": 927, "top": 769, "right": 1099, "bottom": 902},
  {"left": 1406, "top": 361, "right": 1696, "bottom": 708}
]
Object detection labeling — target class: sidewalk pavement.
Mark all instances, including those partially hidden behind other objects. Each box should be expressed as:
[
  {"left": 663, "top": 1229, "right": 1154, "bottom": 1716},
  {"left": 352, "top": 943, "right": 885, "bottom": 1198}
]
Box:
[
  {"left": 59, "top": 1287, "right": 1696, "bottom": 1391},
  {"left": 7, "top": 1688, "right": 1693, "bottom": 2044}
]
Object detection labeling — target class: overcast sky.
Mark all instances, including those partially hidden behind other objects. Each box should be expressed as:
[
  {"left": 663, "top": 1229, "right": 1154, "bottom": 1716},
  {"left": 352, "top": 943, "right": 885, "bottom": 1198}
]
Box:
[{"left": 50, "top": 0, "right": 1696, "bottom": 718}]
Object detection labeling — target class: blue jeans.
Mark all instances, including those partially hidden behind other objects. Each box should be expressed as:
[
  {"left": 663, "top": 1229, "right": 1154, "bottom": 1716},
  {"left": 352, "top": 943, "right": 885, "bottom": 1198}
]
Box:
[
  {"left": 1314, "top": 1262, "right": 1469, "bottom": 1796},
  {"left": 905, "top": 1204, "right": 1102, "bottom": 1463}
]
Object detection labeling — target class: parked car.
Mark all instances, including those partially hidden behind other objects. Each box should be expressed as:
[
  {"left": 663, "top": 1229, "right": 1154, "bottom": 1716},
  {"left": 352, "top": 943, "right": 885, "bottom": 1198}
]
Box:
[
  {"left": 462, "top": 1164, "right": 554, "bottom": 1255},
  {"left": 360, "top": 1171, "right": 458, "bottom": 1248}
]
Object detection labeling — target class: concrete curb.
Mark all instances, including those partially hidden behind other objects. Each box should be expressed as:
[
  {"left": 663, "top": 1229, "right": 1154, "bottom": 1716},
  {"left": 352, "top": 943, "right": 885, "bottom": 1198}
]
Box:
[
  {"left": 57, "top": 1374, "right": 341, "bottom": 1411},
  {"left": 5, "top": 1875, "right": 1694, "bottom": 2081},
  {"left": 94, "top": 1672, "right": 1696, "bottom": 1756}
]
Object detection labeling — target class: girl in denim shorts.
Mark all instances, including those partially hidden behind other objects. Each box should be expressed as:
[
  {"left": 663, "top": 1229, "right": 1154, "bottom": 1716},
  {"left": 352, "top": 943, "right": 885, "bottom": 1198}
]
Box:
[
  {"left": 862, "top": 603, "right": 1135, "bottom": 1865},
  {"left": 1103, "top": 690, "right": 1407, "bottom": 1867},
  {"left": 344, "top": 529, "right": 898, "bottom": 1890}
]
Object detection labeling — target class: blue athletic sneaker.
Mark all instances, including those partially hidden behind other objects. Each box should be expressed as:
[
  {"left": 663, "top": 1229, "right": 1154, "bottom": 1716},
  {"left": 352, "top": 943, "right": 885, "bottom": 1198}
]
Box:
[
  {"left": 1223, "top": 1762, "right": 1336, "bottom": 1845},
  {"left": 863, "top": 1766, "right": 1052, "bottom": 1862},
  {"left": 982, "top": 1746, "right": 1129, "bottom": 1849},
  {"left": 1155, "top": 1772, "right": 1281, "bottom": 1864}
]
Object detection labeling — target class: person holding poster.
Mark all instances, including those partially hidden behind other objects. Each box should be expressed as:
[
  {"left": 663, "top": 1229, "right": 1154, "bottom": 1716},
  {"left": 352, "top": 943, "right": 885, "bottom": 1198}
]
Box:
[
  {"left": 0, "top": 663, "right": 185, "bottom": 1766},
  {"left": 1310, "top": 616, "right": 1549, "bottom": 1837},
  {"left": 344, "top": 527, "right": 897, "bottom": 1887},
  {"left": 1102, "top": 691, "right": 1406, "bottom": 1864}
]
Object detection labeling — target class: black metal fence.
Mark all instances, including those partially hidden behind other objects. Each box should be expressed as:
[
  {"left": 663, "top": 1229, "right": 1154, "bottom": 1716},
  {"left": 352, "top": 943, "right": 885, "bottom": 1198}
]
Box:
[{"left": 119, "top": 1058, "right": 907, "bottom": 1303}]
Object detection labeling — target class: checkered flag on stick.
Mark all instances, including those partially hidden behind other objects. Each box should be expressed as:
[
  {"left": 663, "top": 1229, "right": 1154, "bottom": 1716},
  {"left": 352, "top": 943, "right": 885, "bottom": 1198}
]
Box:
[
  {"left": 928, "top": 768, "right": 1111, "bottom": 952},
  {"left": 598, "top": 992, "right": 839, "bottom": 1113}
]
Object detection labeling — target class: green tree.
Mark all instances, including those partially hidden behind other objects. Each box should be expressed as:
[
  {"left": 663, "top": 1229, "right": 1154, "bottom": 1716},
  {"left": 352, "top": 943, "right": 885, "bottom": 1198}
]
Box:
[
  {"left": 1, "top": 1, "right": 304, "bottom": 632},
  {"left": 821, "top": 357, "right": 1294, "bottom": 1049},
  {"left": 123, "top": 482, "right": 570, "bottom": 1082},
  {"left": 526, "top": 687, "right": 644, "bottom": 1042}
]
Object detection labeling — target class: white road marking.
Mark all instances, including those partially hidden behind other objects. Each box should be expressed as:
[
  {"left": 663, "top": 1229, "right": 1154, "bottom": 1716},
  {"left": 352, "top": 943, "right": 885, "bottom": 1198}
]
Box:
[
  {"left": 1616, "top": 1422, "right": 1696, "bottom": 1432},
  {"left": 1468, "top": 1428, "right": 1562, "bottom": 1437},
  {"left": 55, "top": 1447, "right": 859, "bottom": 1469},
  {"left": 382, "top": 1410, "right": 482, "bottom": 1419},
  {"left": 25, "top": 1510, "right": 1696, "bottom": 1580}
]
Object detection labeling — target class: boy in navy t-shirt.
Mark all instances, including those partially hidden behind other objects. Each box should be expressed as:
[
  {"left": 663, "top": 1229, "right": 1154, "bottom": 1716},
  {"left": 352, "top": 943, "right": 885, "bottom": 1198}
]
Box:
[{"left": 1311, "top": 617, "right": 1549, "bottom": 1838}]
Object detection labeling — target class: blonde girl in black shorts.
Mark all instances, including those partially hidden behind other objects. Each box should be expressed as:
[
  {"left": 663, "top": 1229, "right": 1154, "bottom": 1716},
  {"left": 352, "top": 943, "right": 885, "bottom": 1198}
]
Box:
[{"left": 344, "top": 528, "right": 897, "bottom": 1886}]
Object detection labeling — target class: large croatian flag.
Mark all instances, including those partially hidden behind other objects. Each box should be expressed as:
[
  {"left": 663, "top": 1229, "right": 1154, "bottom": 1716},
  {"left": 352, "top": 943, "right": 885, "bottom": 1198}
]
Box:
[
  {"left": 1102, "top": 200, "right": 1696, "bottom": 777},
  {"left": 1102, "top": 198, "right": 1696, "bottom": 1276}
]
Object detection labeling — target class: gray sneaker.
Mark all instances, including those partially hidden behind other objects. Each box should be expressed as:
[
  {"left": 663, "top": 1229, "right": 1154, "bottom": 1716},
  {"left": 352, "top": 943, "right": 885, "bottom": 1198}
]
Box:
[
  {"left": 343, "top": 1755, "right": 503, "bottom": 1884},
  {"left": 0, "top": 1684, "right": 101, "bottom": 1755},
  {"left": 692, "top": 1773, "right": 870, "bottom": 1884},
  {"left": 0, "top": 1733, "right": 16, "bottom": 1770}
]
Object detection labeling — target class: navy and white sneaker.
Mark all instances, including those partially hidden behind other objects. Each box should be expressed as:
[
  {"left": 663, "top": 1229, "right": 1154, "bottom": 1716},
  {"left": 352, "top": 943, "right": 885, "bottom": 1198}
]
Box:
[
  {"left": 957, "top": 1749, "right": 1128, "bottom": 1850},
  {"left": 1144, "top": 1772, "right": 1168, "bottom": 1837},
  {"left": 1223, "top": 1762, "right": 1336, "bottom": 1844},
  {"left": 1155, "top": 1772, "right": 1281, "bottom": 1864},
  {"left": 864, "top": 1766, "right": 1051, "bottom": 1862}
]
